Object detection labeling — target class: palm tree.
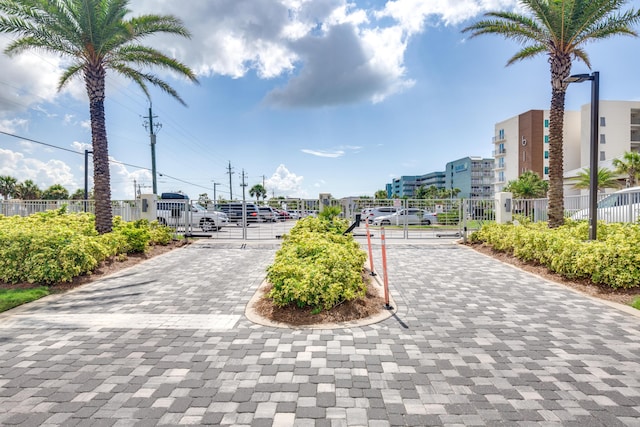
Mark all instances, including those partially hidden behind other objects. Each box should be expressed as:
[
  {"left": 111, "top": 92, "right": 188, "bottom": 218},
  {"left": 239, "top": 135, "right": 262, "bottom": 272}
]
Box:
[
  {"left": 14, "top": 180, "right": 41, "bottom": 200},
  {"left": 249, "top": 184, "right": 267, "bottom": 204},
  {"left": 570, "top": 167, "right": 620, "bottom": 191},
  {"left": 0, "top": 0, "right": 198, "bottom": 233},
  {"left": 612, "top": 151, "right": 640, "bottom": 187},
  {"left": 463, "top": 0, "right": 640, "bottom": 227},
  {"left": 374, "top": 190, "right": 388, "bottom": 199},
  {"left": 0, "top": 175, "right": 17, "bottom": 200},
  {"left": 42, "top": 184, "right": 70, "bottom": 200},
  {"left": 504, "top": 171, "right": 549, "bottom": 199}
]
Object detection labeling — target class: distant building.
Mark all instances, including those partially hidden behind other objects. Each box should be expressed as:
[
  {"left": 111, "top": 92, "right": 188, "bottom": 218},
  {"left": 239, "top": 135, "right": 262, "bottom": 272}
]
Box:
[
  {"left": 388, "top": 172, "right": 445, "bottom": 198},
  {"left": 445, "top": 156, "right": 494, "bottom": 199},
  {"left": 493, "top": 109, "right": 581, "bottom": 193},
  {"left": 569, "top": 101, "right": 640, "bottom": 192}
]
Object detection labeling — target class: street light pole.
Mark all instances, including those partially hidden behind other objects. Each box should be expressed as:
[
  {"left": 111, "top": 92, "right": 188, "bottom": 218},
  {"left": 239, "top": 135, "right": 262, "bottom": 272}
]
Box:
[
  {"left": 565, "top": 71, "right": 599, "bottom": 240},
  {"left": 84, "top": 149, "right": 93, "bottom": 212}
]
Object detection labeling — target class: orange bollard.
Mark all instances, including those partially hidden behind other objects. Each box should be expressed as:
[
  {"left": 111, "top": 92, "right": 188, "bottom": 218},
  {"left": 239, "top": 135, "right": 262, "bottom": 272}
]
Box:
[
  {"left": 380, "top": 227, "right": 393, "bottom": 310},
  {"left": 366, "top": 222, "right": 376, "bottom": 276}
]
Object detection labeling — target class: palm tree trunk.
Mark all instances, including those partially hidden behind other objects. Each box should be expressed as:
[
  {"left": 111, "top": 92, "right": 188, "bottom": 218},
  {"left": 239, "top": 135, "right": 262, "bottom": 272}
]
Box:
[
  {"left": 547, "top": 54, "right": 571, "bottom": 228},
  {"left": 86, "top": 65, "right": 113, "bottom": 234}
]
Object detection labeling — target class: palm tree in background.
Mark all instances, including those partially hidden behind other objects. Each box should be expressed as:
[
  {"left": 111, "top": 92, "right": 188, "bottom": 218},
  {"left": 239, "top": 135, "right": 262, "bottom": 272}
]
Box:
[
  {"left": 249, "top": 184, "right": 267, "bottom": 204},
  {"left": 0, "top": 175, "right": 17, "bottom": 200},
  {"left": 504, "top": 171, "right": 549, "bottom": 199},
  {"left": 0, "top": 0, "right": 198, "bottom": 233},
  {"left": 14, "top": 179, "right": 41, "bottom": 200},
  {"left": 463, "top": 0, "right": 640, "bottom": 228},
  {"left": 570, "top": 167, "right": 620, "bottom": 191},
  {"left": 612, "top": 151, "right": 640, "bottom": 187},
  {"left": 42, "top": 184, "right": 70, "bottom": 200}
]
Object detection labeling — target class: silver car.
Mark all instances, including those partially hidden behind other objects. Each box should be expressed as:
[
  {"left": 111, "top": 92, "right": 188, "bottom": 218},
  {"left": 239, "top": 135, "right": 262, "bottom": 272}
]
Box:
[{"left": 373, "top": 208, "right": 438, "bottom": 226}]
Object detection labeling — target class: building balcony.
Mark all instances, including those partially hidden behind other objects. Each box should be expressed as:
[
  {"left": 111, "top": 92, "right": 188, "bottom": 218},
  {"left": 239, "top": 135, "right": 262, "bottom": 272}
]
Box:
[
  {"left": 492, "top": 135, "right": 506, "bottom": 143},
  {"left": 492, "top": 148, "right": 506, "bottom": 157}
]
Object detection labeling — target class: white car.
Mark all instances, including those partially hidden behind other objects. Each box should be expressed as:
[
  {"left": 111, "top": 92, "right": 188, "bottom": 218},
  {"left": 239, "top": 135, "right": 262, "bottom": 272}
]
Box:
[
  {"left": 362, "top": 206, "right": 400, "bottom": 224},
  {"left": 157, "top": 202, "right": 229, "bottom": 231},
  {"left": 571, "top": 186, "right": 640, "bottom": 223},
  {"left": 373, "top": 208, "right": 438, "bottom": 226}
]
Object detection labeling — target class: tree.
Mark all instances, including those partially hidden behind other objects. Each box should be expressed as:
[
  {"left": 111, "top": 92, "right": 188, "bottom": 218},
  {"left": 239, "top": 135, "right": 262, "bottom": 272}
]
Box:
[
  {"left": 463, "top": 0, "right": 640, "bottom": 227},
  {"left": 14, "top": 180, "right": 41, "bottom": 200},
  {"left": 249, "top": 184, "right": 266, "bottom": 203},
  {"left": 570, "top": 167, "right": 620, "bottom": 191},
  {"left": 374, "top": 190, "right": 388, "bottom": 199},
  {"left": 504, "top": 171, "right": 549, "bottom": 199},
  {"left": 0, "top": 0, "right": 198, "bottom": 233},
  {"left": 70, "top": 188, "right": 94, "bottom": 200},
  {"left": 612, "top": 151, "right": 640, "bottom": 187},
  {"left": 0, "top": 175, "right": 17, "bottom": 200},
  {"left": 42, "top": 184, "right": 70, "bottom": 200}
]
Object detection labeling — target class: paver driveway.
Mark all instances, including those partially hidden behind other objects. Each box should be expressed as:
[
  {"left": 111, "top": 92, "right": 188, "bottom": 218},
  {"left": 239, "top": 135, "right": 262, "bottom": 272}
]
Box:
[{"left": 0, "top": 240, "right": 639, "bottom": 426}]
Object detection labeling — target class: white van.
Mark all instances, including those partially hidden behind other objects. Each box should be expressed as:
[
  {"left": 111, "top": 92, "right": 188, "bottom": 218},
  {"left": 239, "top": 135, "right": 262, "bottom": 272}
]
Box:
[
  {"left": 362, "top": 206, "right": 400, "bottom": 224},
  {"left": 571, "top": 186, "right": 640, "bottom": 223}
]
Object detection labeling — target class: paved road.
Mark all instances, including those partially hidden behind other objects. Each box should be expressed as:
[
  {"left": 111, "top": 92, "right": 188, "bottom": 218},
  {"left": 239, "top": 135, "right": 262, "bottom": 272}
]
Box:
[{"left": 0, "top": 239, "right": 639, "bottom": 426}]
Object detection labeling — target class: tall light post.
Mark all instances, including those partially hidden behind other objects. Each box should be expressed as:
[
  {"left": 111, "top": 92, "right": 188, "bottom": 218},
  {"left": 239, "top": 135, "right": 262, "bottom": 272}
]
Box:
[
  {"left": 565, "top": 71, "right": 599, "bottom": 240},
  {"left": 84, "top": 149, "right": 93, "bottom": 212}
]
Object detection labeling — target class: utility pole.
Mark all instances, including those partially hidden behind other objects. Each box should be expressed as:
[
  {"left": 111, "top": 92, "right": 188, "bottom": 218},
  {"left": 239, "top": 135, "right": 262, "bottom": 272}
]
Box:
[
  {"left": 143, "top": 104, "right": 162, "bottom": 194},
  {"left": 241, "top": 169, "right": 248, "bottom": 201},
  {"left": 227, "top": 161, "right": 234, "bottom": 200},
  {"left": 212, "top": 182, "right": 220, "bottom": 204}
]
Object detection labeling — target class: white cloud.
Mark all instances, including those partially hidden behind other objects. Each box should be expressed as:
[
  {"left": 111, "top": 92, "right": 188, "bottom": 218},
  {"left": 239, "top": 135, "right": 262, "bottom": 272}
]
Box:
[
  {"left": 0, "top": 148, "right": 77, "bottom": 190},
  {"left": 71, "top": 141, "right": 92, "bottom": 152},
  {"left": 265, "top": 164, "right": 306, "bottom": 197},
  {"left": 301, "top": 149, "right": 345, "bottom": 158},
  {"left": 377, "top": 0, "right": 519, "bottom": 32},
  {"left": 0, "top": 118, "right": 28, "bottom": 133},
  {"left": 0, "top": 0, "right": 517, "bottom": 114}
]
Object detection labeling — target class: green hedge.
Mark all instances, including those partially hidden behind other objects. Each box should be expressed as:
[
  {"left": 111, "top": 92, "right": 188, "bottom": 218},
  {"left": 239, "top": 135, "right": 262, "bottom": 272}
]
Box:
[
  {"left": 470, "top": 220, "right": 640, "bottom": 289},
  {"left": 266, "top": 216, "right": 367, "bottom": 311},
  {"left": 0, "top": 208, "right": 173, "bottom": 284}
]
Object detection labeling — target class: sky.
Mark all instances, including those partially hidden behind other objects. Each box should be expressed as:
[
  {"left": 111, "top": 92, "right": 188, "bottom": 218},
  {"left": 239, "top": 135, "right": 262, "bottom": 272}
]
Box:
[{"left": 1, "top": 0, "right": 640, "bottom": 201}]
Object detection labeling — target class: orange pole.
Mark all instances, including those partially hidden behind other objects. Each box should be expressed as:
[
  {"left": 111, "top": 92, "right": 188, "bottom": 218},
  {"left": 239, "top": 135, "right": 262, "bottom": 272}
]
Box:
[
  {"left": 380, "top": 227, "right": 392, "bottom": 310},
  {"left": 366, "top": 222, "right": 376, "bottom": 276}
]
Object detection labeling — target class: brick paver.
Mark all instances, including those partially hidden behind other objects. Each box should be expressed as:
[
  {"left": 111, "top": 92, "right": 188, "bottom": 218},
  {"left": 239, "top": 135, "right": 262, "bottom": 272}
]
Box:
[{"left": 0, "top": 239, "right": 639, "bottom": 426}]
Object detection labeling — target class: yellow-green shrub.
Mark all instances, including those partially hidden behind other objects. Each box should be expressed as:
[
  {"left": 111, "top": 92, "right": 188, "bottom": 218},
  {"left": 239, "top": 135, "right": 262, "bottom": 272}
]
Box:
[
  {"left": 267, "top": 217, "right": 367, "bottom": 311},
  {"left": 0, "top": 209, "right": 173, "bottom": 284},
  {"left": 470, "top": 220, "right": 640, "bottom": 289}
]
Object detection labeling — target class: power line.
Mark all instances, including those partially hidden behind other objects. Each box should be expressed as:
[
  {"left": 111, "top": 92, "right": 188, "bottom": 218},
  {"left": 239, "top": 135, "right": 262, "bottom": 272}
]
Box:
[{"left": 0, "top": 130, "right": 214, "bottom": 191}]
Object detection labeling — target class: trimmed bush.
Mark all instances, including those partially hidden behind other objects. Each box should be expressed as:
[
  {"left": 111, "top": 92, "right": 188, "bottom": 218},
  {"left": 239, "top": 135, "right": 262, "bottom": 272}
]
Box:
[
  {"left": 470, "top": 220, "right": 640, "bottom": 289},
  {"left": 0, "top": 209, "right": 173, "bottom": 284},
  {"left": 267, "top": 216, "right": 367, "bottom": 311}
]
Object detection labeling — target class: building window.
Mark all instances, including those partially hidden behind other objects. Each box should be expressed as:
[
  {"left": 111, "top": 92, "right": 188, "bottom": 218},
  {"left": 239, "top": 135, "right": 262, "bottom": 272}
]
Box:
[
  {"left": 522, "top": 151, "right": 526, "bottom": 161},
  {"left": 600, "top": 151, "right": 606, "bottom": 161},
  {"left": 544, "top": 119, "right": 549, "bottom": 128},
  {"left": 600, "top": 117, "right": 606, "bottom": 127},
  {"left": 544, "top": 166, "right": 549, "bottom": 175},
  {"left": 544, "top": 135, "right": 549, "bottom": 143},
  {"left": 544, "top": 151, "right": 549, "bottom": 159},
  {"left": 600, "top": 134, "right": 606, "bottom": 144}
]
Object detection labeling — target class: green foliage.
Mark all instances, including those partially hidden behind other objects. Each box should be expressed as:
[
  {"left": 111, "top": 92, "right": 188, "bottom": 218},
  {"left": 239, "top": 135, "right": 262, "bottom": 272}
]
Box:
[
  {"left": 267, "top": 217, "right": 367, "bottom": 311},
  {"left": 318, "top": 205, "right": 343, "bottom": 221},
  {"left": 504, "top": 171, "right": 548, "bottom": 199},
  {"left": 0, "top": 287, "right": 49, "bottom": 312},
  {"left": 471, "top": 220, "right": 640, "bottom": 289},
  {"left": 631, "top": 297, "right": 640, "bottom": 311},
  {"left": 570, "top": 167, "right": 620, "bottom": 191},
  {"left": 437, "top": 210, "right": 459, "bottom": 225},
  {"left": 0, "top": 209, "right": 173, "bottom": 284}
]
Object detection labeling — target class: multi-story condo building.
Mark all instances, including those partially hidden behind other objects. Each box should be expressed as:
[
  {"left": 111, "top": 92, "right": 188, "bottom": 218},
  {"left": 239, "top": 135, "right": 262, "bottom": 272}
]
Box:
[
  {"left": 445, "top": 156, "right": 495, "bottom": 199},
  {"left": 573, "top": 101, "right": 640, "bottom": 187},
  {"left": 388, "top": 172, "right": 445, "bottom": 198},
  {"left": 493, "top": 109, "right": 581, "bottom": 193}
]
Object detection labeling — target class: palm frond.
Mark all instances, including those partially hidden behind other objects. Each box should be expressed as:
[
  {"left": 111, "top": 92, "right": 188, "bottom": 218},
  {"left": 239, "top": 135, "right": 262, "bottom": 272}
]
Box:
[
  {"left": 506, "top": 44, "right": 547, "bottom": 65},
  {"left": 57, "top": 62, "right": 84, "bottom": 90},
  {"left": 110, "top": 63, "right": 186, "bottom": 106},
  {"left": 108, "top": 44, "right": 198, "bottom": 83}
]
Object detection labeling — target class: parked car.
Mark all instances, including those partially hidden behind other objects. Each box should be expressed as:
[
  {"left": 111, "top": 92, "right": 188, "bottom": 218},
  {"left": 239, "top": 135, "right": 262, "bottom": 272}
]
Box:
[
  {"left": 363, "top": 206, "right": 400, "bottom": 224},
  {"left": 258, "top": 206, "right": 279, "bottom": 222},
  {"left": 571, "top": 186, "right": 640, "bottom": 223},
  {"left": 156, "top": 201, "right": 228, "bottom": 231},
  {"left": 373, "top": 208, "right": 438, "bottom": 226},
  {"left": 216, "top": 202, "right": 264, "bottom": 223},
  {"left": 276, "top": 209, "right": 292, "bottom": 220}
]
